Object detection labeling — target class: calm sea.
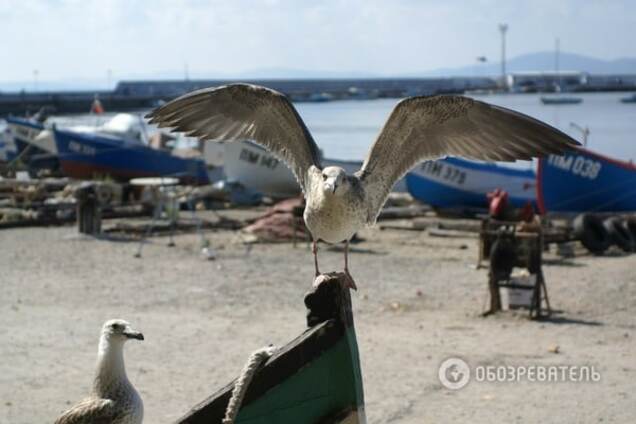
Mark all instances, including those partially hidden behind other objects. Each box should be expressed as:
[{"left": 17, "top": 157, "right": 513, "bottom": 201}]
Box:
[
  {"left": 295, "top": 92, "right": 636, "bottom": 165},
  {"left": 48, "top": 91, "right": 636, "bottom": 166}
]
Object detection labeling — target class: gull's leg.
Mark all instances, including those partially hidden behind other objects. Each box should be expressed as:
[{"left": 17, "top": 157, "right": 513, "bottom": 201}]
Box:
[
  {"left": 343, "top": 240, "right": 358, "bottom": 290},
  {"left": 312, "top": 239, "right": 321, "bottom": 276}
]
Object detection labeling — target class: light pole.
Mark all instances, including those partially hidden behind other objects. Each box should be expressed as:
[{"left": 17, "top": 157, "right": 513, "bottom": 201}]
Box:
[
  {"left": 499, "top": 23, "right": 508, "bottom": 90},
  {"left": 33, "top": 69, "right": 39, "bottom": 92},
  {"left": 570, "top": 122, "right": 590, "bottom": 147}
]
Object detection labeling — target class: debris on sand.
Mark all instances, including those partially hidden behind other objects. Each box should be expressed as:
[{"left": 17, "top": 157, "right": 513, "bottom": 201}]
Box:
[{"left": 243, "top": 197, "right": 307, "bottom": 243}]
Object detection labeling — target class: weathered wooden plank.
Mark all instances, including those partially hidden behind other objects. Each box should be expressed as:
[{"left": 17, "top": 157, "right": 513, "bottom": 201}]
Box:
[{"left": 177, "top": 273, "right": 365, "bottom": 424}]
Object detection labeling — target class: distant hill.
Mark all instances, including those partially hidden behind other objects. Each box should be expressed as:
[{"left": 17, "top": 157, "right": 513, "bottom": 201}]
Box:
[
  {"left": 233, "top": 67, "right": 380, "bottom": 79},
  {"left": 417, "top": 51, "right": 636, "bottom": 77},
  {"left": 2, "top": 51, "right": 635, "bottom": 92},
  {"left": 0, "top": 69, "right": 380, "bottom": 92}
]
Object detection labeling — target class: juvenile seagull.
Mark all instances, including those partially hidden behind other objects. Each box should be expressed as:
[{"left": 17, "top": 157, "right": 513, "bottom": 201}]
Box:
[
  {"left": 55, "top": 319, "right": 144, "bottom": 424},
  {"left": 147, "top": 84, "right": 577, "bottom": 289}
]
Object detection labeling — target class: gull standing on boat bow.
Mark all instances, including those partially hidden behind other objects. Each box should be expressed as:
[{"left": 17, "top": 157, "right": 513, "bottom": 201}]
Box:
[{"left": 147, "top": 84, "right": 578, "bottom": 289}]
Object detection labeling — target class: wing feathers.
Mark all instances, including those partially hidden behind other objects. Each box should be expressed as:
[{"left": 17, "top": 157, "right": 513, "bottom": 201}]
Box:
[
  {"left": 358, "top": 95, "right": 579, "bottom": 222},
  {"left": 147, "top": 84, "right": 321, "bottom": 191},
  {"left": 54, "top": 398, "right": 119, "bottom": 424}
]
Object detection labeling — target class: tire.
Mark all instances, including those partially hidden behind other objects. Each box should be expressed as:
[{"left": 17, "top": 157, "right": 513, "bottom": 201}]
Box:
[
  {"left": 604, "top": 217, "right": 634, "bottom": 252},
  {"left": 573, "top": 214, "right": 611, "bottom": 255},
  {"left": 624, "top": 217, "right": 636, "bottom": 242}
]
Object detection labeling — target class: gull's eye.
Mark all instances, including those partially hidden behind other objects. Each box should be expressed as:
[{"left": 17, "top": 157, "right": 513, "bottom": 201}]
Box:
[
  {"left": 322, "top": 174, "right": 327, "bottom": 180},
  {"left": 111, "top": 323, "right": 123, "bottom": 331}
]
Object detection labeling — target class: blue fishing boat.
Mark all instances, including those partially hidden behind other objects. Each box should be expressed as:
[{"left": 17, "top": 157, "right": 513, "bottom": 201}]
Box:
[
  {"left": 406, "top": 157, "right": 537, "bottom": 211},
  {"left": 53, "top": 128, "right": 210, "bottom": 185},
  {"left": 537, "top": 147, "right": 636, "bottom": 214},
  {"left": 6, "top": 117, "right": 48, "bottom": 157},
  {"left": 0, "top": 122, "right": 17, "bottom": 162}
]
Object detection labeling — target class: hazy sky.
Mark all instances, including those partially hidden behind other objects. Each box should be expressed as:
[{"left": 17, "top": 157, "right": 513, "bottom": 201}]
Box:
[{"left": 2, "top": 0, "right": 634, "bottom": 83}]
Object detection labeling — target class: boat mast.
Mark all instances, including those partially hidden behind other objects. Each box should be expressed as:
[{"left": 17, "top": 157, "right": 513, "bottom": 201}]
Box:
[
  {"left": 499, "top": 23, "right": 508, "bottom": 90},
  {"left": 555, "top": 38, "right": 561, "bottom": 92}
]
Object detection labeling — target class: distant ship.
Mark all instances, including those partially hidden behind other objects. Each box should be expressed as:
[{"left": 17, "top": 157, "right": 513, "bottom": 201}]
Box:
[
  {"left": 620, "top": 93, "right": 636, "bottom": 103},
  {"left": 540, "top": 38, "right": 582, "bottom": 105},
  {"left": 540, "top": 96, "right": 583, "bottom": 105}
]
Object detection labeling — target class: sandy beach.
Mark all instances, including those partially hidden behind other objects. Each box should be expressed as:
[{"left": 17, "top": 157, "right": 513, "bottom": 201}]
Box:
[{"left": 1, "top": 211, "right": 634, "bottom": 423}]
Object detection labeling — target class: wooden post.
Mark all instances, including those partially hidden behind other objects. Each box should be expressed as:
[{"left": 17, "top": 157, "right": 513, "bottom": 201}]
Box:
[
  {"left": 75, "top": 183, "right": 102, "bottom": 236},
  {"left": 488, "top": 271, "right": 502, "bottom": 313}
]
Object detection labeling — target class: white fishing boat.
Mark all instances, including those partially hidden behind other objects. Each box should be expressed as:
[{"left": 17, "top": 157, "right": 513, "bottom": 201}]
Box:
[{"left": 222, "top": 140, "right": 366, "bottom": 198}]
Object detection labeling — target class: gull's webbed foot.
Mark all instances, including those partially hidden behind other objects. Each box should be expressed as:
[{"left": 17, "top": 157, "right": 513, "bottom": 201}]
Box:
[{"left": 343, "top": 268, "right": 358, "bottom": 291}]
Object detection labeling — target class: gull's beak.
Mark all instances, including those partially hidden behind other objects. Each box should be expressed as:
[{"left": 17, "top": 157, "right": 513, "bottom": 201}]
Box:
[
  {"left": 323, "top": 178, "right": 338, "bottom": 194},
  {"left": 123, "top": 328, "right": 144, "bottom": 341}
]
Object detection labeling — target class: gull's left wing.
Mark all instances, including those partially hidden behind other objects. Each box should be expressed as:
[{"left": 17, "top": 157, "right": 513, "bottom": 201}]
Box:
[
  {"left": 356, "top": 95, "right": 579, "bottom": 223},
  {"left": 147, "top": 84, "right": 322, "bottom": 193}
]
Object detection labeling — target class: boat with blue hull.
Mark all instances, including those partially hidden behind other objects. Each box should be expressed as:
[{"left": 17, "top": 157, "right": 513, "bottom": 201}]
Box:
[
  {"left": 53, "top": 128, "right": 210, "bottom": 185},
  {"left": 406, "top": 157, "right": 537, "bottom": 211},
  {"left": 6, "top": 117, "right": 48, "bottom": 157},
  {"left": 0, "top": 122, "right": 17, "bottom": 162},
  {"left": 537, "top": 147, "right": 636, "bottom": 214}
]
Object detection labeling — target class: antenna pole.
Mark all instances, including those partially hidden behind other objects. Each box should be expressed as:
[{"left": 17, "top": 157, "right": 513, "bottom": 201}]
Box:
[{"left": 498, "top": 24, "right": 509, "bottom": 90}]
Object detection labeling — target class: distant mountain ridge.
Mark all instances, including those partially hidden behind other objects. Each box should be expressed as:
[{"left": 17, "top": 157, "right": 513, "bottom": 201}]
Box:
[
  {"left": 418, "top": 51, "right": 636, "bottom": 77},
  {"left": 2, "top": 51, "right": 635, "bottom": 92}
]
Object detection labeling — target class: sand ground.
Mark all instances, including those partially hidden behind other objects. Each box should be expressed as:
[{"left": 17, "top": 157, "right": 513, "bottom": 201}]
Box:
[{"left": 1, "top": 212, "right": 635, "bottom": 423}]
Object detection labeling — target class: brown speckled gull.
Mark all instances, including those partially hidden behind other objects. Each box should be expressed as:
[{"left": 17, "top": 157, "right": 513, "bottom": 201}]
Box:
[
  {"left": 147, "top": 83, "right": 578, "bottom": 289},
  {"left": 54, "top": 319, "right": 144, "bottom": 424}
]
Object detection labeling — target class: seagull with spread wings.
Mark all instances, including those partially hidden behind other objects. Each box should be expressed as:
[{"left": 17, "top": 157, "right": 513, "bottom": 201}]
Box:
[{"left": 147, "top": 84, "right": 577, "bottom": 289}]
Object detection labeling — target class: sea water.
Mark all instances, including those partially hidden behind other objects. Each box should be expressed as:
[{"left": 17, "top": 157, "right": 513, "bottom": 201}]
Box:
[
  {"left": 295, "top": 91, "right": 636, "bottom": 166},
  {"left": 46, "top": 91, "right": 636, "bottom": 167}
]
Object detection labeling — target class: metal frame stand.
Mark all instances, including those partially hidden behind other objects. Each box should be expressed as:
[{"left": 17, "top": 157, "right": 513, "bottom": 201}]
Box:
[{"left": 481, "top": 219, "right": 552, "bottom": 319}]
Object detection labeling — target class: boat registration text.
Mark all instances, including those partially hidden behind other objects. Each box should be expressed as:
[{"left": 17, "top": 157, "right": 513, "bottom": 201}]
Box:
[
  {"left": 547, "top": 155, "right": 601, "bottom": 180},
  {"left": 418, "top": 161, "right": 466, "bottom": 185}
]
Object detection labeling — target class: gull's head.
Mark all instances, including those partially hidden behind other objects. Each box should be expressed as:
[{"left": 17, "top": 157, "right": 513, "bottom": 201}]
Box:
[
  {"left": 101, "top": 319, "right": 144, "bottom": 344},
  {"left": 321, "top": 166, "right": 349, "bottom": 196}
]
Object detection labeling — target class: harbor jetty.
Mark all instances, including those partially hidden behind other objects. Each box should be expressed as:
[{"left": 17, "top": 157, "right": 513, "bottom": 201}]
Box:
[
  {"left": 3, "top": 72, "right": 636, "bottom": 117},
  {"left": 0, "top": 77, "right": 483, "bottom": 117}
]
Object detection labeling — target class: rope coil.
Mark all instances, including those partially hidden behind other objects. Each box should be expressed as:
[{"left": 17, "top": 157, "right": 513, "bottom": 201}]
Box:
[{"left": 223, "top": 345, "right": 277, "bottom": 424}]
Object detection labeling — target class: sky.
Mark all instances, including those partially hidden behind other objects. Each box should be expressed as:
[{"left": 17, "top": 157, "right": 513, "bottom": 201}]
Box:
[{"left": 1, "top": 0, "right": 635, "bottom": 86}]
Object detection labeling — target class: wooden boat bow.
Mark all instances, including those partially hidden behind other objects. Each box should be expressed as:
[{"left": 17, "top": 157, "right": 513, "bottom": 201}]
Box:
[{"left": 177, "top": 272, "right": 366, "bottom": 424}]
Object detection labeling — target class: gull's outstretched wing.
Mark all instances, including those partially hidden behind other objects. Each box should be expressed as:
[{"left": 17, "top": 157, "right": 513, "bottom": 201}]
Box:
[
  {"left": 147, "top": 84, "right": 321, "bottom": 191},
  {"left": 357, "top": 95, "right": 579, "bottom": 222},
  {"left": 54, "top": 398, "right": 120, "bottom": 424}
]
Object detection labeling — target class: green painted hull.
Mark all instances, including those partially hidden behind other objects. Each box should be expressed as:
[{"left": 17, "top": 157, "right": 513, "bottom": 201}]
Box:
[
  {"left": 178, "top": 273, "right": 365, "bottom": 424},
  {"left": 235, "top": 327, "right": 364, "bottom": 423}
]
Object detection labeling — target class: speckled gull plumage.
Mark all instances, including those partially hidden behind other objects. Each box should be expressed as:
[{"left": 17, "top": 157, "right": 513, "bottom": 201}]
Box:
[
  {"left": 147, "top": 83, "right": 579, "bottom": 287},
  {"left": 54, "top": 319, "right": 144, "bottom": 424}
]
